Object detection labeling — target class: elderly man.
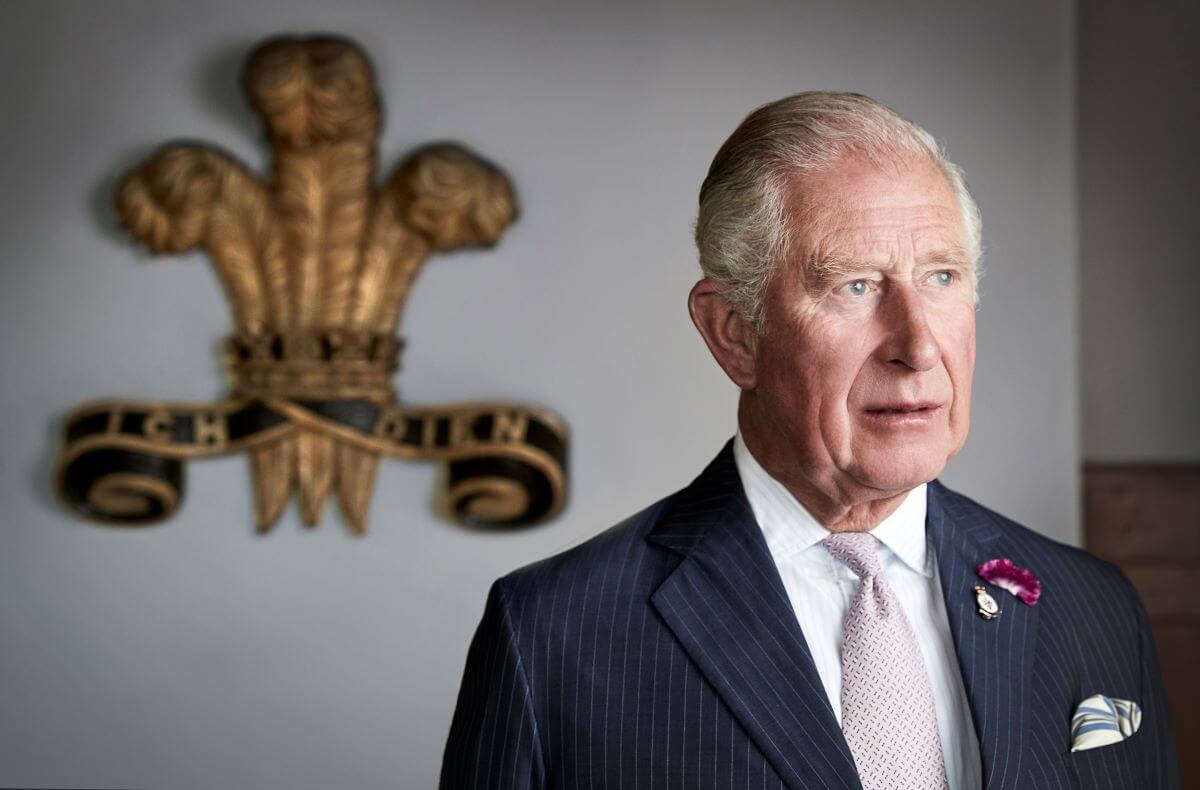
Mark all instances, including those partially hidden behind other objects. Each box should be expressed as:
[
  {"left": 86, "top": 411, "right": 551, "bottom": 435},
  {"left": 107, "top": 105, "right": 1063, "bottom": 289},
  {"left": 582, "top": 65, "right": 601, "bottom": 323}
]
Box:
[{"left": 441, "top": 93, "right": 1180, "bottom": 789}]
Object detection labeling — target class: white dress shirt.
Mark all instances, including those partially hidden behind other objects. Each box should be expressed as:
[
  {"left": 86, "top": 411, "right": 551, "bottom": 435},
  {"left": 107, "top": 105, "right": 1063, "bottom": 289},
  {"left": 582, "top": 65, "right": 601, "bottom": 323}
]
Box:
[{"left": 733, "top": 432, "right": 982, "bottom": 790}]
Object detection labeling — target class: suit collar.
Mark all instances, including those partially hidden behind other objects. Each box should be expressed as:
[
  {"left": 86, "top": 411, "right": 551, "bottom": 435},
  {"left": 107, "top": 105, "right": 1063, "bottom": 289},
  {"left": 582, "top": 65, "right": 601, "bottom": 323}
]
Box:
[
  {"left": 927, "top": 480, "right": 1039, "bottom": 790},
  {"left": 644, "top": 439, "right": 743, "bottom": 553},
  {"left": 648, "top": 441, "right": 862, "bottom": 789}
]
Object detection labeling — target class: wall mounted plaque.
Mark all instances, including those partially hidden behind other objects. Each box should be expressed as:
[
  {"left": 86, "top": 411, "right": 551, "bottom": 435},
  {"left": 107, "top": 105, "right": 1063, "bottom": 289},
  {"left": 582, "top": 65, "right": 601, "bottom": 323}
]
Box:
[{"left": 53, "top": 35, "right": 568, "bottom": 535}]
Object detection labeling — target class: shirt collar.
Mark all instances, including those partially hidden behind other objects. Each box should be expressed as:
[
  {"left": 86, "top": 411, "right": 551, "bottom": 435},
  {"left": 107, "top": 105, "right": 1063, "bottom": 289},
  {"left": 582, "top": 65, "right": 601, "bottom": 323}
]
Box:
[
  {"left": 871, "top": 477, "right": 930, "bottom": 577},
  {"left": 732, "top": 430, "right": 931, "bottom": 577}
]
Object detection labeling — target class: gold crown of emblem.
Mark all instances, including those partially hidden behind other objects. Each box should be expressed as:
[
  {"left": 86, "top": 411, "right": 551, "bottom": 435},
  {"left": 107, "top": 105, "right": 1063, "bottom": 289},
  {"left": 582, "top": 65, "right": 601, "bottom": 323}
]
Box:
[
  {"left": 54, "top": 35, "right": 567, "bottom": 535},
  {"left": 118, "top": 37, "right": 515, "bottom": 400}
]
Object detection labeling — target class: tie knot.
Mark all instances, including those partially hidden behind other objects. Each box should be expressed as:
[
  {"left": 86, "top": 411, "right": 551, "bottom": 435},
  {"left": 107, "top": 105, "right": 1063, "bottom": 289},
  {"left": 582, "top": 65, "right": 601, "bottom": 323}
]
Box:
[{"left": 822, "top": 532, "right": 882, "bottom": 579}]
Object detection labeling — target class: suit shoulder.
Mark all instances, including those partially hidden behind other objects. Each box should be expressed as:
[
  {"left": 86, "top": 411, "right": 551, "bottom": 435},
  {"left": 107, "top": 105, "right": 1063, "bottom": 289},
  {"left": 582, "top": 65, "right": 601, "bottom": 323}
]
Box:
[
  {"left": 936, "top": 482, "right": 1137, "bottom": 604},
  {"left": 492, "top": 491, "right": 677, "bottom": 602}
]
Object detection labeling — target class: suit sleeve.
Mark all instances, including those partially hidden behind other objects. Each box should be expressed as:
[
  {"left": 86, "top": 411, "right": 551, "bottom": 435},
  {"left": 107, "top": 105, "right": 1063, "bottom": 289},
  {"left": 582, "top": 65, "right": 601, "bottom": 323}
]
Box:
[
  {"left": 1114, "top": 565, "right": 1182, "bottom": 789},
  {"left": 441, "top": 579, "right": 546, "bottom": 790}
]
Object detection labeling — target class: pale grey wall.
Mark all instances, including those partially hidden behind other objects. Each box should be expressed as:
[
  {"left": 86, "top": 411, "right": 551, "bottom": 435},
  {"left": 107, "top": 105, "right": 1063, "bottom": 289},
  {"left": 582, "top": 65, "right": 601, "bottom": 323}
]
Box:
[
  {"left": 0, "top": 1, "right": 1076, "bottom": 787},
  {"left": 1080, "top": 0, "right": 1200, "bottom": 462}
]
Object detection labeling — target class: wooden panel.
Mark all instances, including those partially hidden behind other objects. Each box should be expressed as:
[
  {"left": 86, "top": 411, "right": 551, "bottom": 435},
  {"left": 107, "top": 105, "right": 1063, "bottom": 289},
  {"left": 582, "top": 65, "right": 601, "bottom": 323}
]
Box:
[
  {"left": 1085, "top": 464, "right": 1200, "bottom": 781},
  {"left": 1084, "top": 465, "right": 1200, "bottom": 564},
  {"left": 1123, "top": 566, "right": 1200, "bottom": 624},
  {"left": 1154, "top": 624, "right": 1200, "bottom": 771}
]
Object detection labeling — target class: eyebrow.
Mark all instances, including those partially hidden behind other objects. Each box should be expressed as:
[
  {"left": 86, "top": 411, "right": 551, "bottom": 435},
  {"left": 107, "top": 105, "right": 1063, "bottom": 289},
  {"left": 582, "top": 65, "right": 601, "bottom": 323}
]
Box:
[{"left": 801, "top": 247, "right": 972, "bottom": 294}]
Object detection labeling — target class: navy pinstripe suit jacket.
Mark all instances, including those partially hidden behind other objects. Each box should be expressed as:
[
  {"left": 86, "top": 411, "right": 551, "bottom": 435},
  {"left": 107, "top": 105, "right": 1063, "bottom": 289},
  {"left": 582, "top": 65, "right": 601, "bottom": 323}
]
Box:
[{"left": 442, "top": 442, "right": 1180, "bottom": 789}]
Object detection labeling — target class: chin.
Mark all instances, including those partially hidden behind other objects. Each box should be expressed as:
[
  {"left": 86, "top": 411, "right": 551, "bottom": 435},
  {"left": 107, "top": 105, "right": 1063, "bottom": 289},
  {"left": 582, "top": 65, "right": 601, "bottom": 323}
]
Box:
[{"left": 848, "top": 448, "right": 948, "bottom": 493}]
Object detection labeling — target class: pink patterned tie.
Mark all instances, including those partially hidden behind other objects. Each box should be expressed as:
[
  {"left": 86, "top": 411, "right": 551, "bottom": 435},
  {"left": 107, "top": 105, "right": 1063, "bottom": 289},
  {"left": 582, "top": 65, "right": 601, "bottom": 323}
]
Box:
[{"left": 823, "top": 533, "right": 949, "bottom": 790}]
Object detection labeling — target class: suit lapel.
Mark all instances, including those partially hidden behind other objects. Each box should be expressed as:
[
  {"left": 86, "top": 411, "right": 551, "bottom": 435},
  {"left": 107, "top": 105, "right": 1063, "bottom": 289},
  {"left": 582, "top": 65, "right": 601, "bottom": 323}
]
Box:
[
  {"left": 928, "top": 480, "right": 1039, "bottom": 790},
  {"left": 648, "top": 443, "right": 861, "bottom": 790}
]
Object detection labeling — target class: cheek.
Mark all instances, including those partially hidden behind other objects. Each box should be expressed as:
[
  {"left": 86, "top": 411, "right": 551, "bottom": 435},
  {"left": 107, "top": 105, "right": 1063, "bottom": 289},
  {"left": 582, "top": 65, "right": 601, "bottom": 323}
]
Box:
[
  {"left": 754, "top": 304, "right": 872, "bottom": 444},
  {"left": 805, "top": 324, "right": 872, "bottom": 442},
  {"left": 795, "top": 323, "right": 863, "bottom": 398},
  {"left": 943, "top": 310, "right": 976, "bottom": 420},
  {"left": 756, "top": 329, "right": 832, "bottom": 415}
]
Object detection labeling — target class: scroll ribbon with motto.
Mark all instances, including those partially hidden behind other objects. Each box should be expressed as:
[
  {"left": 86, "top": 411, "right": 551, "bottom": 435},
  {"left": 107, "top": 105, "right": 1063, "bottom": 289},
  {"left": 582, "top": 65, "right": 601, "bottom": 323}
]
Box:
[
  {"left": 52, "top": 34, "right": 568, "bottom": 535},
  {"left": 56, "top": 398, "right": 565, "bottom": 530}
]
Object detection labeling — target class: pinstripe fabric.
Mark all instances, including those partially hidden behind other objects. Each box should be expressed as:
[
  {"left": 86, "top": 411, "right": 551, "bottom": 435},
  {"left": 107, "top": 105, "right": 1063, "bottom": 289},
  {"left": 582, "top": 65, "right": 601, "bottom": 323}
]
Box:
[
  {"left": 928, "top": 470, "right": 1180, "bottom": 789},
  {"left": 442, "top": 441, "right": 1181, "bottom": 789}
]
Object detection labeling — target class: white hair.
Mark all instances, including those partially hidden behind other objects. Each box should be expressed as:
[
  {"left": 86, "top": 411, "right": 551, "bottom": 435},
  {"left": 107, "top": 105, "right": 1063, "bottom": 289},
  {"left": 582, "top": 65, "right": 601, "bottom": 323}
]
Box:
[{"left": 694, "top": 92, "right": 982, "bottom": 330}]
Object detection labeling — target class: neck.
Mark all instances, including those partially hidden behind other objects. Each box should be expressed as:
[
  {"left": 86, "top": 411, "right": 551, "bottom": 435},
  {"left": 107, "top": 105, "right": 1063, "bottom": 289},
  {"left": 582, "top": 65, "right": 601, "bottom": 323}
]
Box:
[{"left": 738, "top": 401, "right": 913, "bottom": 533}]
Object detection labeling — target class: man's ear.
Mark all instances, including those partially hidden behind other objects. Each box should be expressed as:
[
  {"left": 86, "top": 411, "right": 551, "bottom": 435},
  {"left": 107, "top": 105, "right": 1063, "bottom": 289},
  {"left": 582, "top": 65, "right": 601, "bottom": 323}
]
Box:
[{"left": 688, "top": 278, "right": 758, "bottom": 390}]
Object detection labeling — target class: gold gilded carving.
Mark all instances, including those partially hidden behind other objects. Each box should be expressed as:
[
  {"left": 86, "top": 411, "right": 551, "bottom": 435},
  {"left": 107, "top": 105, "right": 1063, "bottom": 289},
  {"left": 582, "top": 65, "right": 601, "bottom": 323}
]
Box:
[
  {"left": 193, "top": 413, "right": 227, "bottom": 449},
  {"left": 494, "top": 412, "right": 529, "bottom": 443},
  {"left": 449, "top": 415, "right": 478, "bottom": 449},
  {"left": 53, "top": 34, "right": 568, "bottom": 535},
  {"left": 88, "top": 473, "right": 180, "bottom": 521},
  {"left": 143, "top": 410, "right": 173, "bottom": 443}
]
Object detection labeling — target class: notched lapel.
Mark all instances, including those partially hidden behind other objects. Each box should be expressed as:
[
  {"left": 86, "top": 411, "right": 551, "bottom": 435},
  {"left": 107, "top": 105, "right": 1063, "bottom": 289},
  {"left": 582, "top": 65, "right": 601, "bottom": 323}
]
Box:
[
  {"left": 647, "top": 444, "right": 861, "bottom": 790},
  {"left": 928, "top": 481, "right": 1040, "bottom": 790}
]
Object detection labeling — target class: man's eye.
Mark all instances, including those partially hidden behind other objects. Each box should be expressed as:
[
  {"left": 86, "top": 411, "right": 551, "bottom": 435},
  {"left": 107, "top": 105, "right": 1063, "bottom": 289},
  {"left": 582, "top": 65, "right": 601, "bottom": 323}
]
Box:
[
  {"left": 841, "top": 280, "right": 870, "bottom": 296},
  {"left": 930, "top": 271, "right": 955, "bottom": 286}
]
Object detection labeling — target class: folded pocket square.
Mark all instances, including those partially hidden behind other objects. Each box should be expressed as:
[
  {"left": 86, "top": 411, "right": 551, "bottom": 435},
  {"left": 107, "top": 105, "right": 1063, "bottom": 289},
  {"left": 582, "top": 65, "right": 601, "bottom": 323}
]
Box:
[{"left": 1070, "top": 694, "right": 1142, "bottom": 752}]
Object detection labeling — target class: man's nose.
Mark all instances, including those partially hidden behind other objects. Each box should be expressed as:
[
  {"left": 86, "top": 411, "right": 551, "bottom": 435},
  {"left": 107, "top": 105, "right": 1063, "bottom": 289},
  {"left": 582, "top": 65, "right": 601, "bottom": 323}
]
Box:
[{"left": 878, "top": 286, "right": 940, "bottom": 371}]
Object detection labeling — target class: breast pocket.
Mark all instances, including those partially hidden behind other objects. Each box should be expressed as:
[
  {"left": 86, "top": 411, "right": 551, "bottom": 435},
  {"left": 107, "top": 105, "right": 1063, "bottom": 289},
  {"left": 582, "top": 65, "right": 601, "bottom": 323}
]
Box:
[{"left": 1067, "top": 732, "right": 1145, "bottom": 789}]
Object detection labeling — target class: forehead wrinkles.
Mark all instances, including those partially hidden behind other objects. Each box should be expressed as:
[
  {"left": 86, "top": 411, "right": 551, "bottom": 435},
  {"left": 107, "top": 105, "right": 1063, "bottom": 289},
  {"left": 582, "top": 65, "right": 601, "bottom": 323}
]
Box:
[
  {"left": 781, "top": 164, "right": 966, "bottom": 292},
  {"left": 813, "top": 210, "right": 962, "bottom": 262}
]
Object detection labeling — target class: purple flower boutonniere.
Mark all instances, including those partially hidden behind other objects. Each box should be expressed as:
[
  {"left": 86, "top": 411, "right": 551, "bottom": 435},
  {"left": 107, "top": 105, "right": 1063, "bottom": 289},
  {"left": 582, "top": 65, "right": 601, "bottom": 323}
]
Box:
[{"left": 977, "top": 558, "right": 1041, "bottom": 606}]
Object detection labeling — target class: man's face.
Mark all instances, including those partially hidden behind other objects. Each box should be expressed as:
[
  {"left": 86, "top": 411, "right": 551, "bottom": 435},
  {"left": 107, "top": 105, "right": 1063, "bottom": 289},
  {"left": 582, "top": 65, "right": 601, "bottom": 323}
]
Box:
[{"left": 748, "top": 154, "right": 976, "bottom": 499}]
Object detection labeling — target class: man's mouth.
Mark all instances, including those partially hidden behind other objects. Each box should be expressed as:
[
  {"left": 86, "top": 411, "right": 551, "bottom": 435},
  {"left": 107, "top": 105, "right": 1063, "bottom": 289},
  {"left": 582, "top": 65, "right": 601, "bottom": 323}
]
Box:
[
  {"left": 861, "top": 402, "right": 944, "bottom": 427},
  {"left": 863, "top": 401, "right": 942, "bottom": 414}
]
